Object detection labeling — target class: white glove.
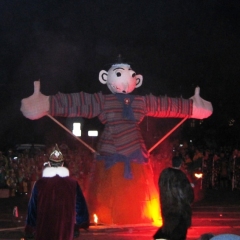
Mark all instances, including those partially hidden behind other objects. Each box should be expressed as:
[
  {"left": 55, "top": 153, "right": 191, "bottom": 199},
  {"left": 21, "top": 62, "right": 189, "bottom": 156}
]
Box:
[
  {"left": 190, "top": 87, "right": 213, "bottom": 119},
  {"left": 20, "top": 81, "right": 50, "bottom": 120}
]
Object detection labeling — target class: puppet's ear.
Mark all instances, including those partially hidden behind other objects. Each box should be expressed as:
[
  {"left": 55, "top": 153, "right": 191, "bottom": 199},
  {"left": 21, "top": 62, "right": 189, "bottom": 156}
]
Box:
[
  {"left": 99, "top": 70, "right": 108, "bottom": 84},
  {"left": 135, "top": 74, "right": 143, "bottom": 88}
]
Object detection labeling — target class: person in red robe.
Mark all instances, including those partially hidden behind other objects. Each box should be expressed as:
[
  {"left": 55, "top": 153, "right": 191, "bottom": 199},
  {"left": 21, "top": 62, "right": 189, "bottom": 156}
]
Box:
[{"left": 24, "top": 144, "right": 89, "bottom": 240}]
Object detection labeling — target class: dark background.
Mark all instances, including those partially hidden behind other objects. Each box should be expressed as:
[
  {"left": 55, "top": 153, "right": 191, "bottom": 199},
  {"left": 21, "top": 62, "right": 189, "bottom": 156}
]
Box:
[{"left": 1, "top": 0, "right": 240, "bottom": 152}]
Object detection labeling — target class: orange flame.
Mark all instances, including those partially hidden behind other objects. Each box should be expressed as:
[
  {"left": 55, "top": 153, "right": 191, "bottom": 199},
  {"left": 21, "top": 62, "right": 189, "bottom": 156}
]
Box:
[{"left": 93, "top": 213, "right": 98, "bottom": 224}]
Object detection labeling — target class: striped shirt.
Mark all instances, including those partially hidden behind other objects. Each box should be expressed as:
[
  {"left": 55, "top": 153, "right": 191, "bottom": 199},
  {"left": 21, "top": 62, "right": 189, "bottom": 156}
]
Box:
[{"left": 50, "top": 92, "right": 192, "bottom": 177}]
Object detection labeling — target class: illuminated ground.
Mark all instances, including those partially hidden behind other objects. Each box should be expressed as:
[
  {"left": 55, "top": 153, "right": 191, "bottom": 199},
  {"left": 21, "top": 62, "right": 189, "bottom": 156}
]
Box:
[{"left": 0, "top": 188, "right": 240, "bottom": 239}]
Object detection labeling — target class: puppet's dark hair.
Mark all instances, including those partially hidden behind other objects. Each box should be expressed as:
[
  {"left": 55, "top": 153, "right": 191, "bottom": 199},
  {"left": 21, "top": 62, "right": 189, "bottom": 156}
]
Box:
[{"left": 104, "top": 54, "right": 133, "bottom": 69}]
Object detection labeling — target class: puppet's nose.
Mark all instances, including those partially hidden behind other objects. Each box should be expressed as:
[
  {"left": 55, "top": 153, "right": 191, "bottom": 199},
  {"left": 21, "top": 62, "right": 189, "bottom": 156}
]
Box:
[{"left": 117, "top": 83, "right": 128, "bottom": 93}]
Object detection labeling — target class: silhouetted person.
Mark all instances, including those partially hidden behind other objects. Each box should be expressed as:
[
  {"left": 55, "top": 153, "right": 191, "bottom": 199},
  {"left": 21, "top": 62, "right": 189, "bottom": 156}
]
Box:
[{"left": 153, "top": 155, "right": 194, "bottom": 240}]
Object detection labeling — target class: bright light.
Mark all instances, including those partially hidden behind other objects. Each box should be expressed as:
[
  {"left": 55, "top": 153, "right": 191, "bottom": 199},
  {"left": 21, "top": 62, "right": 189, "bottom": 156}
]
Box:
[
  {"left": 143, "top": 193, "right": 162, "bottom": 227},
  {"left": 72, "top": 122, "right": 81, "bottom": 137},
  {"left": 194, "top": 173, "right": 203, "bottom": 179},
  {"left": 88, "top": 130, "right": 98, "bottom": 137},
  {"left": 93, "top": 214, "right": 98, "bottom": 224}
]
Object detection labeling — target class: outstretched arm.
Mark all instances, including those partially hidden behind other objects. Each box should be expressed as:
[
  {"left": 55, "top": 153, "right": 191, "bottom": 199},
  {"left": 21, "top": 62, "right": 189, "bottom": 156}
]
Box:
[
  {"left": 145, "top": 87, "right": 212, "bottom": 120},
  {"left": 20, "top": 81, "right": 49, "bottom": 120}
]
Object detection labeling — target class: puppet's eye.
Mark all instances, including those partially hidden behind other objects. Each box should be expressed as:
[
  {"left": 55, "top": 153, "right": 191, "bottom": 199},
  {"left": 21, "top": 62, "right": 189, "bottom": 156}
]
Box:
[
  {"left": 132, "top": 73, "right": 136, "bottom": 77},
  {"left": 116, "top": 72, "right": 121, "bottom": 77}
]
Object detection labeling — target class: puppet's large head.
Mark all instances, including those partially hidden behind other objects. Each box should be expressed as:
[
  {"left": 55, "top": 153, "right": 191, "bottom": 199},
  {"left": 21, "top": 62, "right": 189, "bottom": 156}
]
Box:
[{"left": 99, "top": 63, "right": 143, "bottom": 94}]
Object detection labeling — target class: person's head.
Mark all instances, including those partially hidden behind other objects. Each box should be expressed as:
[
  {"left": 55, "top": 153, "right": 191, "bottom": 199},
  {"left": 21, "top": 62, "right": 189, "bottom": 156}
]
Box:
[
  {"left": 172, "top": 156, "right": 183, "bottom": 168},
  {"left": 211, "top": 234, "right": 240, "bottom": 240},
  {"left": 98, "top": 56, "right": 143, "bottom": 94},
  {"left": 199, "top": 233, "right": 215, "bottom": 240},
  {"left": 200, "top": 233, "right": 240, "bottom": 240},
  {"left": 47, "top": 144, "right": 64, "bottom": 167}
]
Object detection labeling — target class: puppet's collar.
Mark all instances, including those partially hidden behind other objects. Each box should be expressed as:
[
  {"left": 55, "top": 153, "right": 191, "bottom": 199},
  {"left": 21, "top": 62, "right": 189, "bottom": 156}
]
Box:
[
  {"left": 42, "top": 166, "right": 69, "bottom": 177},
  {"left": 115, "top": 93, "right": 135, "bottom": 121}
]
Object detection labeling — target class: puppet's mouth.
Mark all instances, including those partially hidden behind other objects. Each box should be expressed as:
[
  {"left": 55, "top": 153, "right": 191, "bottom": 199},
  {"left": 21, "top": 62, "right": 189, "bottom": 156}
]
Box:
[{"left": 110, "top": 84, "right": 128, "bottom": 94}]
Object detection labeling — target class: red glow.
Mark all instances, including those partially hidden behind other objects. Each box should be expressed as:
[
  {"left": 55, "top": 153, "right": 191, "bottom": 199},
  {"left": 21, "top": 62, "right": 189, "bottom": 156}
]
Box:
[
  {"left": 13, "top": 206, "right": 18, "bottom": 218},
  {"left": 86, "top": 161, "right": 163, "bottom": 226}
]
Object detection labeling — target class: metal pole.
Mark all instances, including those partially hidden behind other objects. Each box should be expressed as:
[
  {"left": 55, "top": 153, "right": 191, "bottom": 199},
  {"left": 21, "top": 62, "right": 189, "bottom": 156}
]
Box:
[
  {"left": 148, "top": 116, "right": 188, "bottom": 154},
  {"left": 46, "top": 113, "right": 97, "bottom": 153}
]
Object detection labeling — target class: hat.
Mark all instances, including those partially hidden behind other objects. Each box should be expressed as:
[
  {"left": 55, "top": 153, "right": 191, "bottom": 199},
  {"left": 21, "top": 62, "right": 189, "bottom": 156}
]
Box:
[
  {"left": 49, "top": 144, "right": 64, "bottom": 162},
  {"left": 104, "top": 54, "right": 134, "bottom": 70}
]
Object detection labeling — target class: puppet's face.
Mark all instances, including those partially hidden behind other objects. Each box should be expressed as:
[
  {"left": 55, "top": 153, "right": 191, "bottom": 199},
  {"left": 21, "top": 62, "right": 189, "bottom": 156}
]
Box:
[{"left": 99, "top": 64, "right": 143, "bottom": 94}]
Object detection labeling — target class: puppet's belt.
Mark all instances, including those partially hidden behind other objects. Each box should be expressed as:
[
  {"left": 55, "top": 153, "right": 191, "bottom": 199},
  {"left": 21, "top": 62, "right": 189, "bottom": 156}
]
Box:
[{"left": 96, "top": 149, "right": 148, "bottom": 179}]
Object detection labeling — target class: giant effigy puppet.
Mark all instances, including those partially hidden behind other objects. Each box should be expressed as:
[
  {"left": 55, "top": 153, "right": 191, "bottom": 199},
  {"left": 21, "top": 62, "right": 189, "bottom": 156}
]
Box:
[{"left": 20, "top": 58, "right": 213, "bottom": 226}]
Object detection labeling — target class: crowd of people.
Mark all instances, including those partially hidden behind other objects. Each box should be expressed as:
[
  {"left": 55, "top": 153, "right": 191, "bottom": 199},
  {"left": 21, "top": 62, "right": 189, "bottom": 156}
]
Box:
[
  {"left": 0, "top": 142, "right": 240, "bottom": 198},
  {"left": 150, "top": 143, "right": 240, "bottom": 192},
  {"left": 1, "top": 142, "right": 240, "bottom": 240},
  {"left": 0, "top": 143, "right": 93, "bottom": 196}
]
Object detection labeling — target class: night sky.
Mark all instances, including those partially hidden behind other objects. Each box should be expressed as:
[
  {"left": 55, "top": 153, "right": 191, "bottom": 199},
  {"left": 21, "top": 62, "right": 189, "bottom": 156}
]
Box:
[{"left": 1, "top": 0, "right": 240, "bottom": 151}]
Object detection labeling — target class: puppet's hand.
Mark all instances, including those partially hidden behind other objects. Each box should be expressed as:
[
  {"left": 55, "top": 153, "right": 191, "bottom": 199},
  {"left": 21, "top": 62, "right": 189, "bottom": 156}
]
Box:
[
  {"left": 190, "top": 87, "right": 213, "bottom": 119},
  {"left": 20, "top": 81, "right": 50, "bottom": 120}
]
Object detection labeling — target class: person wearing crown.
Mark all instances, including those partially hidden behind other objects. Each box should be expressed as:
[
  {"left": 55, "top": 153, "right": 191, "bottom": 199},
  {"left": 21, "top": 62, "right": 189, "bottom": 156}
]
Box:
[
  {"left": 24, "top": 144, "right": 89, "bottom": 240},
  {"left": 21, "top": 56, "right": 212, "bottom": 225}
]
